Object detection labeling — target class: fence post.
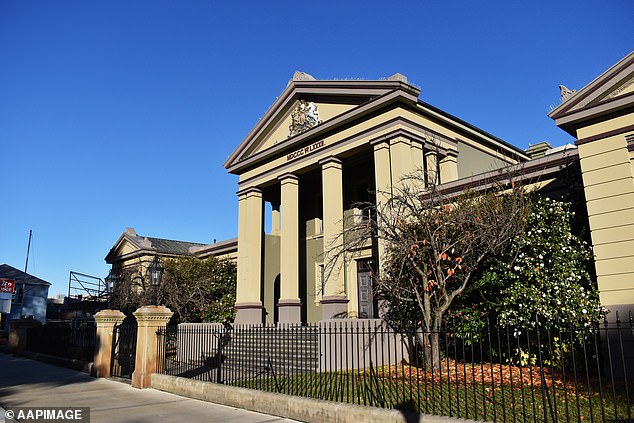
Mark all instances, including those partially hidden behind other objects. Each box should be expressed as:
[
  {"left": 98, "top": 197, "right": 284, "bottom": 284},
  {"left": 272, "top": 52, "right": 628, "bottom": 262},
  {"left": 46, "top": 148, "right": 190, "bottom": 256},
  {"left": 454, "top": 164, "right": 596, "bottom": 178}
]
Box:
[
  {"left": 8, "top": 318, "right": 41, "bottom": 356},
  {"left": 93, "top": 309, "right": 126, "bottom": 378},
  {"left": 131, "top": 305, "right": 173, "bottom": 389}
]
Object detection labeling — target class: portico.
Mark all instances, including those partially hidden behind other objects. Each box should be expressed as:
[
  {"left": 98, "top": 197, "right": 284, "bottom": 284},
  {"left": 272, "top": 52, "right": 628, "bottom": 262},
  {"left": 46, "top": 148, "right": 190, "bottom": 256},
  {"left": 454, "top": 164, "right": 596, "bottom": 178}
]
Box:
[{"left": 226, "top": 71, "right": 527, "bottom": 324}]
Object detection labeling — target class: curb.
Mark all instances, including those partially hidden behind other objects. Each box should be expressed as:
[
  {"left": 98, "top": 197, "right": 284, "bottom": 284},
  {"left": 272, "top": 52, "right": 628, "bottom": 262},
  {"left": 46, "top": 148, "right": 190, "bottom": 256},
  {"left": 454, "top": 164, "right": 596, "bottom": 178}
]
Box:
[{"left": 151, "top": 373, "right": 479, "bottom": 423}]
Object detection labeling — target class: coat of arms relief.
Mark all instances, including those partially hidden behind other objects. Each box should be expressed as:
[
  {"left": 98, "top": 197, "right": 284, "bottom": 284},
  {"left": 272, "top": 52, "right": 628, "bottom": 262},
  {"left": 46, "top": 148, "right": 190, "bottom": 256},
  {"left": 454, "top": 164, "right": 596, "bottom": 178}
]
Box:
[{"left": 289, "top": 100, "right": 320, "bottom": 137}]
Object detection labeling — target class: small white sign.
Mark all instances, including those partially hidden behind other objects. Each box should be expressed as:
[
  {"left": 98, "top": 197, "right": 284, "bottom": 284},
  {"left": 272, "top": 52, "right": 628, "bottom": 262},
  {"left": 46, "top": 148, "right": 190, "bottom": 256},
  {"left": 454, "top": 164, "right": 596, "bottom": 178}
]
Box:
[{"left": 0, "top": 297, "right": 11, "bottom": 314}]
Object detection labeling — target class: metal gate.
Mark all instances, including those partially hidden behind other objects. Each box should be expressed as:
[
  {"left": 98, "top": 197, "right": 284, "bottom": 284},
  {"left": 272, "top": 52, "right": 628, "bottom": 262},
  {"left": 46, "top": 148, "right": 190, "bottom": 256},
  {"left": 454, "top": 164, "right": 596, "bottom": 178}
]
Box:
[{"left": 110, "top": 317, "right": 137, "bottom": 380}]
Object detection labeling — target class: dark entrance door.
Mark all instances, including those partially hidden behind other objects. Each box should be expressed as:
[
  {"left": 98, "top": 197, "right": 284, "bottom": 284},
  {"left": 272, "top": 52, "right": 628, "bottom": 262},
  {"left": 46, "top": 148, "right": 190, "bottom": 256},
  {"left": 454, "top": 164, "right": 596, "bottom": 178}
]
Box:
[{"left": 357, "top": 260, "right": 375, "bottom": 318}]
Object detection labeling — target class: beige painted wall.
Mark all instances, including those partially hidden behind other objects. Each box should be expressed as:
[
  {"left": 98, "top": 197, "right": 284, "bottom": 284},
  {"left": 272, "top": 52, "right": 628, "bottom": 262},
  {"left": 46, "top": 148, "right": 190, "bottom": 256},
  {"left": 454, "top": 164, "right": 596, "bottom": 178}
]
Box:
[
  {"left": 458, "top": 141, "right": 510, "bottom": 178},
  {"left": 262, "top": 234, "right": 280, "bottom": 324},
  {"left": 576, "top": 115, "right": 634, "bottom": 307}
]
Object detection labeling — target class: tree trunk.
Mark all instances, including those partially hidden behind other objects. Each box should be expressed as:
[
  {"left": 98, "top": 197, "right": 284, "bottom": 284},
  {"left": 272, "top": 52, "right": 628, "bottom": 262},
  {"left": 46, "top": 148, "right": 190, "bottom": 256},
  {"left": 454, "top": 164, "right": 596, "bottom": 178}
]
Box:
[{"left": 417, "top": 328, "right": 442, "bottom": 371}]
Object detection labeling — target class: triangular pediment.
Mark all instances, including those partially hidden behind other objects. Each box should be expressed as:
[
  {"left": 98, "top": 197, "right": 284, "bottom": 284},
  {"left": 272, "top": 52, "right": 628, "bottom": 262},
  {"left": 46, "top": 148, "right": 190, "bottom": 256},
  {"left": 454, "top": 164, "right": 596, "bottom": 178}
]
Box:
[
  {"left": 105, "top": 228, "right": 152, "bottom": 263},
  {"left": 224, "top": 72, "right": 421, "bottom": 173},
  {"left": 240, "top": 99, "right": 359, "bottom": 160},
  {"left": 549, "top": 51, "right": 634, "bottom": 133}
]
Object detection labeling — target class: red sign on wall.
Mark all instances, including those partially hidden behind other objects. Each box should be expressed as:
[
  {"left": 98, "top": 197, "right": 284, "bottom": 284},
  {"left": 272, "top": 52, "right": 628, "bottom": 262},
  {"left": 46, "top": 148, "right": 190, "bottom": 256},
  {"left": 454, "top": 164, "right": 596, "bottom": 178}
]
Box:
[{"left": 0, "top": 278, "right": 15, "bottom": 294}]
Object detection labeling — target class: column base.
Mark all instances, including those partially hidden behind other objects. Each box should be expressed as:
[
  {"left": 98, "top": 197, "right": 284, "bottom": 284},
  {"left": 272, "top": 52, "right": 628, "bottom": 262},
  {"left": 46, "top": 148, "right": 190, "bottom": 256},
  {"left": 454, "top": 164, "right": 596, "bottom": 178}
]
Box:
[
  {"left": 234, "top": 302, "right": 264, "bottom": 325},
  {"left": 278, "top": 299, "right": 301, "bottom": 324},
  {"left": 321, "top": 296, "right": 349, "bottom": 319}
]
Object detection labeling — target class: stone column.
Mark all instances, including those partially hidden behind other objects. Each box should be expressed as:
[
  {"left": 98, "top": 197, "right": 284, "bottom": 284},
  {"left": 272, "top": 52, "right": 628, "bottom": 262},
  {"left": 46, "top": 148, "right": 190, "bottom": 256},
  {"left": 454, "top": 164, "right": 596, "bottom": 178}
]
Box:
[
  {"left": 389, "top": 135, "right": 412, "bottom": 187},
  {"left": 235, "top": 187, "right": 264, "bottom": 324},
  {"left": 278, "top": 173, "right": 301, "bottom": 323},
  {"left": 425, "top": 150, "right": 439, "bottom": 187},
  {"left": 439, "top": 152, "right": 459, "bottom": 183},
  {"left": 131, "top": 305, "right": 173, "bottom": 389},
  {"left": 92, "top": 310, "right": 126, "bottom": 378},
  {"left": 372, "top": 140, "right": 392, "bottom": 280},
  {"left": 411, "top": 140, "right": 424, "bottom": 173},
  {"left": 320, "top": 157, "right": 348, "bottom": 318},
  {"left": 8, "top": 318, "right": 41, "bottom": 356},
  {"left": 372, "top": 140, "right": 392, "bottom": 204}
]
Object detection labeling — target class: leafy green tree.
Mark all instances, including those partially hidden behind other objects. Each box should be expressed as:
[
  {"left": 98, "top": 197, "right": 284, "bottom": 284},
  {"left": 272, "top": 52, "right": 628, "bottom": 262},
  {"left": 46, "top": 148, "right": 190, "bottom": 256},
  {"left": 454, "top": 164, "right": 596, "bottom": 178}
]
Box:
[
  {"left": 160, "top": 256, "right": 236, "bottom": 323},
  {"left": 451, "top": 197, "right": 604, "bottom": 334},
  {"left": 108, "top": 256, "right": 236, "bottom": 323}
]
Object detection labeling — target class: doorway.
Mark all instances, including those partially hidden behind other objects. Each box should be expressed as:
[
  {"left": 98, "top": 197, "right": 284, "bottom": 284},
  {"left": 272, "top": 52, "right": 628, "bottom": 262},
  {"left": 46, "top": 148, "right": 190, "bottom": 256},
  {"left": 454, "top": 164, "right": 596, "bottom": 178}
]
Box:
[{"left": 356, "top": 259, "right": 376, "bottom": 318}]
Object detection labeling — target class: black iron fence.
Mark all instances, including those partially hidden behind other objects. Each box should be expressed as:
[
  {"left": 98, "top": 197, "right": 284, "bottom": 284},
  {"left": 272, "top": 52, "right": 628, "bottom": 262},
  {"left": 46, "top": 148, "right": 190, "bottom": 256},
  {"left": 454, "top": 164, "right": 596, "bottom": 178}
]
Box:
[
  {"left": 26, "top": 319, "right": 96, "bottom": 362},
  {"left": 157, "top": 314, "right": 633, "bottom": 422}
]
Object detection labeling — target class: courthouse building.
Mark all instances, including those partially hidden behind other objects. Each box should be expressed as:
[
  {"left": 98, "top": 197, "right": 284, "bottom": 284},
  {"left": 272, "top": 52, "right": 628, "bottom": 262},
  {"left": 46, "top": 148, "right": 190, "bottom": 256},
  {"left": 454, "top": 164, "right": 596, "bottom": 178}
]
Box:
[
  {"left": 224, "top": 72, "right": 529, "bottom": 324},
  {"left": 106, "top": 51, "right": 634, "bottom": 325}
]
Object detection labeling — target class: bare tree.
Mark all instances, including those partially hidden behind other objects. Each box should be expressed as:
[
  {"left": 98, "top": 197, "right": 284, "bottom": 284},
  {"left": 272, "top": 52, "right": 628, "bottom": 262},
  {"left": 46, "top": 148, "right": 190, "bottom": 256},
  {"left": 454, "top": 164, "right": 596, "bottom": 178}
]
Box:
[{"left": 327, "top": 171, "right": 530, "bottom": 369}]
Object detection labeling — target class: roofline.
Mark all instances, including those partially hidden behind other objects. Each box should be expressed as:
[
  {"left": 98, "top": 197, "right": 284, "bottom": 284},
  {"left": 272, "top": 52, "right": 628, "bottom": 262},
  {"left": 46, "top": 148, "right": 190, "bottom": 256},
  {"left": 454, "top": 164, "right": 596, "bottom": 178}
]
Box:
[
  {"left": 0, "top": 264, "right": 52, "bottom": 286},
  {"left": 551, "top": 91, "right": 634, "bottom": 136},
  {"left": 417, "top": 100, "right": 530, "bottom": 161},
  {"left": 105, "top": 231, "right": 207, "bottom": 263},
  {"left": 191, "top": 237, "right": 238, "bottom": 258},
  {"left": 224, "top": 78, "right": 421, "bottom": 169},
  {"left": 548, "top": 50, "right": 634, "bottom": 120},
  {"left": 437, "top": 148, "right": 578, "bottom": 197}
]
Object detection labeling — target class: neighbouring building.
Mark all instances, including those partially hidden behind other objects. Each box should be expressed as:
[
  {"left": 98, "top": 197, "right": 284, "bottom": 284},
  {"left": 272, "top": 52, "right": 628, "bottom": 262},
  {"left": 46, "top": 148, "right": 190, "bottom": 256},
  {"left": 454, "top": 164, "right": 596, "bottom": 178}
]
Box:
[
  {"left": 0, "top": 264, "right": 50, "bottom": 331},
  {"left": 105, "top": 227, "right": 237, "bottom": 285}
]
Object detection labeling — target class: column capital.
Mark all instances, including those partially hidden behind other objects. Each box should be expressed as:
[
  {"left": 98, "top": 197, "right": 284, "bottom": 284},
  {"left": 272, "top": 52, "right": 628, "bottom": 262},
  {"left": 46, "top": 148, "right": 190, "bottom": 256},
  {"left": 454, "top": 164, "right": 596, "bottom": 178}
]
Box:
[
  {"left": 278, "top": 173, "right": 299, "bottom": 184},
  {"left": 319, "top": 156, "right": 342, "bottom": 168},
  {"left": 441, "top": 151, "right": 459, "bottom": 160},
  {"left": 370, "top": 138, "right": 390, "bottom": 150},
  {"left": 236, "top": 186, "right": 263, "bottom": 198},
  {"left": 389, "top": 135, "right": 411, "bottom": 146}
]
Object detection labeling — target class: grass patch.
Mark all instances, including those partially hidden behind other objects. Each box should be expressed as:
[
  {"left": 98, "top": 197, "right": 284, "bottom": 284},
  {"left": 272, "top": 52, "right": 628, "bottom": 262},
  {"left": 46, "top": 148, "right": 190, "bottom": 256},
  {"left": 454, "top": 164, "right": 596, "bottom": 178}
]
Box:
[{"left": 229, "top": 363, "right": 632, "bottom": 422}]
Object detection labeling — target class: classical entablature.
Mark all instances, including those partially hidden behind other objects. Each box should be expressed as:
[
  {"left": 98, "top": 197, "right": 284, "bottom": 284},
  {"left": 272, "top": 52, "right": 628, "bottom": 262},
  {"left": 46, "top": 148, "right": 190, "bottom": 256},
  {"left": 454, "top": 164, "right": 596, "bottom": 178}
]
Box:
[{"left": 224, "top": 71, "right": 529, "bottom": 325}]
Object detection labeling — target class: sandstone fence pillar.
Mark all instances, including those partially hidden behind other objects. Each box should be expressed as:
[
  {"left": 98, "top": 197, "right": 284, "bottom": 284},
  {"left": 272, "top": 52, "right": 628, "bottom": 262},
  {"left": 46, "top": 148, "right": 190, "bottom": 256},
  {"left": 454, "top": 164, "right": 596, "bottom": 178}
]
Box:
[
  {"left": 131, "top": 305, "right": 173, "bottom": 388},
  {"left": 92, "top": 309, "right": 126, "bottom": 378}
]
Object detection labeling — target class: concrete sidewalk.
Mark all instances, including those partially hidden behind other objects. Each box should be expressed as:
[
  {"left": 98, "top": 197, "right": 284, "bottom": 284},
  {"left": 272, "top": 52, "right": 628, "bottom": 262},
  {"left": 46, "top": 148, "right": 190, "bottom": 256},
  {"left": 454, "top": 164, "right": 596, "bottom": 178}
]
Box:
[{"left": 0, "top": 354, "right": 299, "bottom": 422}]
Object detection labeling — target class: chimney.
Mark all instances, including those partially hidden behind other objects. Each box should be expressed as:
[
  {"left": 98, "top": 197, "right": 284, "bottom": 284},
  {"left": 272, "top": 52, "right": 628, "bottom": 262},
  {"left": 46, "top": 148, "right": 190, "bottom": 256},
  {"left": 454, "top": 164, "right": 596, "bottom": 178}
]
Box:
[{"left": 525, "top": 142, "right": 552, "bottom": 159}]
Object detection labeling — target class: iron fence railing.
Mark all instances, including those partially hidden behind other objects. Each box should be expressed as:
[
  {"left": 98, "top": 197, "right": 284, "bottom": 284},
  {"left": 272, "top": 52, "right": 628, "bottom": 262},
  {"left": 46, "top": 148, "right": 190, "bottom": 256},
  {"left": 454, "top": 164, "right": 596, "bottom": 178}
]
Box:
[
  {"left": 26, "top": 319, "right": 96, "bottom": 362},
  {"left": 157, "top": 314, "right": 633, "bottom": 422}
]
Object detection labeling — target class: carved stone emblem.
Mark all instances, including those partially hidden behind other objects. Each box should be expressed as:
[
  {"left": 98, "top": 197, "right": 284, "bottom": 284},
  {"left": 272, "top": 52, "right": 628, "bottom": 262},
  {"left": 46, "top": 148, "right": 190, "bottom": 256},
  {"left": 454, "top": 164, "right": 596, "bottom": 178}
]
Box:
[
  {"left": 559, "top": 85, "right": 577, "bottom": 102},
  {"left": 289, "top": 100, "right": 320, "bottom": 137}
]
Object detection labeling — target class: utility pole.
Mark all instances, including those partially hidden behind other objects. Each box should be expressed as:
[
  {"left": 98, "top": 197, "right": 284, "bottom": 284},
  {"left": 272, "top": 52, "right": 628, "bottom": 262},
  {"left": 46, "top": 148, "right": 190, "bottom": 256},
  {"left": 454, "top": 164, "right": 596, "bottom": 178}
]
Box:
[{"left": 24, "top": 230, "right": 32, "bottom": 273}]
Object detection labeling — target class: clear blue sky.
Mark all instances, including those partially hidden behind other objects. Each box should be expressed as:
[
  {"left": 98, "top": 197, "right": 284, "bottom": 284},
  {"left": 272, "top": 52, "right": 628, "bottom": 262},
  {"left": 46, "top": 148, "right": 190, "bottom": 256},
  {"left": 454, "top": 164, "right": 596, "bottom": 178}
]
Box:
[{"left": 1, "top": 1, "right": 632, "bottom": 297}]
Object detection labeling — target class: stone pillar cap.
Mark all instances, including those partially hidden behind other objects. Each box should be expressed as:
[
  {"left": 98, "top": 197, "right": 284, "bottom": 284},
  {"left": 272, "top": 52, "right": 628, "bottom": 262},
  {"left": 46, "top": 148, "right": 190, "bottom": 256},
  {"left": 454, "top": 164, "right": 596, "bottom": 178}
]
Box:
[
  {"left": 133, "top": 305, "right": 174, "bottom": 320},
  {"left": 94, "top": 309, "right": 126, "bottom": 324}
]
